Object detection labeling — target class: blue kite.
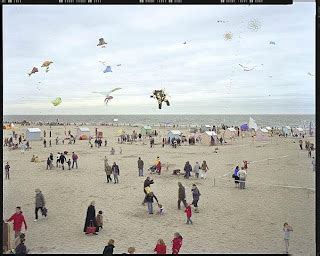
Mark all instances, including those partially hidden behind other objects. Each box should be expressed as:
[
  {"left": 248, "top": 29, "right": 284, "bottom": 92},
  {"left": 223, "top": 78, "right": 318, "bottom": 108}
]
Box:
[{"left": 103, "top": 66, "right": 112, "bottom": 73}]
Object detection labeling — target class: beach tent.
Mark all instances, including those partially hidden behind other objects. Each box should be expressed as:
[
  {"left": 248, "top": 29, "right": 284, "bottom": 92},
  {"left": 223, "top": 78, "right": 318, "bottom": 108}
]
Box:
[
  {"left": 167, "top": 130, "right": 182, "bottom": 142},
  {"left": 224, "top": 127, "right": 237, "bottom": 138},
  {"left": 293, "top": 127, "right": 304, "bottom": 135},
  {"left": 249, "top": 117, "right": 258, "bottom": 131},
  {"left": 265, "top": 126, "right": 272, "bottom": 131},
  {"left": 200, "top": 125, "right": 213, "bottom": 133},
  {"left": 76, "top": 127, "right": 91, "bottom": 140},
  {"left": 240, "top": 123, "right": 249, "bottom": 131},
  {"left": 118, "top": 129, "right": 125, "bottom": 136},
  {"left": 282, "top": 126, "right": 291, "bottom": 136},
  {"left": 255, "top": 129, "right": 270, "bottom": 141},
  {"left": 26, "top": 128, "right": 42, "bottom": 141},
  {"left": 201, "top": 131, "right": 218, "bottom": 146},
  {"left": 260, "top": 128, "right": 268, "bottom": 133},
  {"left": 141, "top": 125, "right": 152, "bottom": 136}
]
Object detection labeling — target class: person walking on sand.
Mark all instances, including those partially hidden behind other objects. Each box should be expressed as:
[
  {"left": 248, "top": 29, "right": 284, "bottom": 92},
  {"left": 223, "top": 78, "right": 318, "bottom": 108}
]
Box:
[
  {"left": 191, "top": 184, "right": 201, "bottom": 213},
  {"left": 6, "top": 207, "right": 27, "bottom": 239},
  {"left": 112, "top": 162, "right": 120, "bottom": 184},
  {"left": 43, "top": 139, "right": 47, "bottom": 148},
  {"left": 138, "top": 157, "right": 144, "bottom": 177},
  {"left": 154, "top": 239, "right": 167, "bottom": 254},
  {"left": 299, "top": 139, "right": 303, "bottom": 150},
  {"left": 201, "top": 160, "right": 209, "bottom": 179},
  {"left": 46, "top": 157, "right": 52, "bottom": 170},
  {"left": 56, "top": 152, "right": 61, "bottom": 167},
  {"left": 146, "top": 192, "right": 159, "bottom": 214},
  {"left": 84, "top": 201, "right": 99, "bottom": 235},
  {"left": 72, "top": 152, "right": 78, "bottom": 169},
  {"left": 233, "top": 166, "right": 240, "bottom": 188},
  {"left": 237, "top": 167, "right": 247, "bottom": 189},
  {"left": 5, "top": 162, "right": 10, "bottom": 180},
  {"left": 172, "top": 232, "right": 183, "bottom": 254},
  {"left": 184, "top": 204, "right": 193, "bottom": 224},
  {"left": 103, "top": 239, "right": 115, "bottom": 255},
  {"left": 308, "top": 147, "right": 312, "bottom": 158},
  {"left": 283, "top": 223, "right": 293, "bottom": 254},
  {"left": 34, "top": 189, "right": 46, "bottom": 221},
  {"left": 104, "top": 157, "right": 113, "bottom": 183},
  {"left": 312, "top": 157, "right": 316, "bottom": 171},
  {"left": 184, "top": 161, "right": 192, "bottom": 179},
  {"left": 142, "top": 177, "right": 154, "bottom": 205},
  {"left": 194, "top": 162, "right": 200, "bottom": 179},
  {"left": 177, "top": 182, "right": 187, "bottom": 210},
  {"left": 59, "top": 153, "right": 66, "bottom": 170}
]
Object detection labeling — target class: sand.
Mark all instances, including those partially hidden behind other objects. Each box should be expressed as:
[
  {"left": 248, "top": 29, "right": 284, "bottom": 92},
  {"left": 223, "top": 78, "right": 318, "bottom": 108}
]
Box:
[{"left": 3, "top": 125, "right": 316, "bottom": 254}]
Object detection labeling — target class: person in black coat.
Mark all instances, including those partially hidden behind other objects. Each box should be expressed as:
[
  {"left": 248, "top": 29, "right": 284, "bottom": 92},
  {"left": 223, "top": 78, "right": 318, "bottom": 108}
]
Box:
[
  {"left": 142, "top": 177, "right": 154, "bottom": 205},
  {"left": 103, "top": 239, "right": 115, "bottom": 255},
  {"left": 84, "top": 201, "right": 99, "bottom": 234}
]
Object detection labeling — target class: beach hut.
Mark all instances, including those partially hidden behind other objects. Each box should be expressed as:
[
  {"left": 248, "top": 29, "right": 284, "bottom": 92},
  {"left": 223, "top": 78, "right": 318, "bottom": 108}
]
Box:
[
  {"left": 76, "top": 127, "right": 91, "bottom": 140},
  {"left": 200, "top": 125, "right": 213, "bottom": 133},
  {"left": 141, "top": 125, "right": 152, "bottom": 136},
  {"left": 293, "top": 127, "right": 304, "bottom": 136},
  {"left": 249, "top": 117, "right": 258, "bottom": 131},
  {"left": 167, "top": 130, "right": 182, "bottom": 142},
  {"left": 26, "top": 128, "right": 42, "bottom": 141},
  {"left": 201, "top": 131, "right": 218, "bottom": 146},
  {"left": 282, "top": 126, "right": 291, "bottom": 136},
  {"left": 240, "top": 123, "right": 249, "bottom": 131}
]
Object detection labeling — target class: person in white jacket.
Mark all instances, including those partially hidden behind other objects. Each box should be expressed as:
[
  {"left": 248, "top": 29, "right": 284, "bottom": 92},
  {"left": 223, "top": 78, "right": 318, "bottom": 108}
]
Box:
[{"left": 237, "top": 167, "right": 247, "bottom": 189}]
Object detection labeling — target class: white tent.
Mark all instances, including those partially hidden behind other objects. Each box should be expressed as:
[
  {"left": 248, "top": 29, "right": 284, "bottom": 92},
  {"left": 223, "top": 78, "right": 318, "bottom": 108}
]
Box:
[
  {"left": 26, "top": 128, "right": 42, "bottom": 141},
  {"left": 266, "top": 126, "right": 272, "bottom": 131},
  {"left": 249, "top": 117, "right": 258, "bottom": 131},
  {"left": 224, "top": 127, "right": 237, "bottom": 139},
  {"left": 255, "top": 129, "right": 270, "bottom": 141},
  {"left": 76, "top": 127, "right": 91, "bottom": 139},
  {"left": 260, "top": 128, "right": 268, "bottom": 133},
  {"left": 202, "top": 131, "right": 218, "bottom": 146},
  {"left": 293, "top": 127, "right": 304, "bottom": 134},
  {"left": 167, "top": 130, "right": 182, "bottom": 142},
  {"left": 282, "top": 126, "right": 291, "bottom": 136},
  {"left": 200, "top": 125, "right": 213, "bottom": 132}
]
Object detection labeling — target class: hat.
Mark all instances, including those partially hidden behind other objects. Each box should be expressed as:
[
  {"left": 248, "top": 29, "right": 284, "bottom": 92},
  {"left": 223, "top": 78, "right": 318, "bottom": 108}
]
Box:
[{"left": 35, "top": 188, "right": 40, "bottom": 193}]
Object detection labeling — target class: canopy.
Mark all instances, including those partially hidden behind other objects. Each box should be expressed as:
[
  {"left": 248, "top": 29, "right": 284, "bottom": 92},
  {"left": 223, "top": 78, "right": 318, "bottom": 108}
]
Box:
[
  {"left": 249, "top": 117, "right": 258, "bottom": 131},
  {"left": 205, "top": 131, "right": 217, "bottom": 136},
  {"left": 240, "top": 123, "right": 249, "bottom": 131},
  {"left": 266, "top": 126, "right": 272, "bottom": 131},
  {"left": 227, "top": 127, "right": 236, "bottom": 132},
  {"left": 260, "top": 128, "right": 268, "bottom": 133}
]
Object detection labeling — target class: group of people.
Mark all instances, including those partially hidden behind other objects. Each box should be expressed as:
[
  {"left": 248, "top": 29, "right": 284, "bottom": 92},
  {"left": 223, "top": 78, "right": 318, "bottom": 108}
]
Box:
[
  {"left": 182, "top": 160, "right": 209, "bottom": 179},
  {"left": 233, "top": 161, "right": 248, "bottom": 189},
  {"left": 45, "top": 152, "right": 79, "bottom": 170},
  {"left": 104, "top": 157, "right": 120, "bottom": 184}
]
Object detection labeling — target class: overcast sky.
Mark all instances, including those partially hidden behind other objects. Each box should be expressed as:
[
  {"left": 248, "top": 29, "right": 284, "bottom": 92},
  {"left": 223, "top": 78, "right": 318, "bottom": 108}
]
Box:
[{"left": 3, "top": 3, "right": 315, "bottom": 115}]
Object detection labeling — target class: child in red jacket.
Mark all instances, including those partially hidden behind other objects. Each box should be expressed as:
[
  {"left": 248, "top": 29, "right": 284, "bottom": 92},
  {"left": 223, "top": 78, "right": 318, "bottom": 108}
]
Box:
[
  {"left": 185, "top": 204, "right": 193, "bottom": 224},
  {"left": 154, "top": 239, "right": 166, "bottom": 254},
  {"left": 172, "top": 232, "right": 183, "bottom": 254},
  {"left": 6, "top": 207, "right": 27, "bottom": 238}
]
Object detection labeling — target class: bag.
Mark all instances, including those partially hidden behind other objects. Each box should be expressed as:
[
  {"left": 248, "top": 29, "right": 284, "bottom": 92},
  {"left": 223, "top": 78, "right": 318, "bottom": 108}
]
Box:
[
  {"left": 232, "top": 174, "right": 235, "bottom": 178},
  {"left": 41, "top": 207, "right": 48, "bottom": 217},
  {"left": 86, "top": 220, "right": 96, "bottom": 234}
]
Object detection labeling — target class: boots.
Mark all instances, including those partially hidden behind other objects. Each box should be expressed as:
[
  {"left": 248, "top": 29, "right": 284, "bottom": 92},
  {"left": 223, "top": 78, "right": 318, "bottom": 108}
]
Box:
[{"left": 194, "top": 207, "right": 199, "bottom": 213}]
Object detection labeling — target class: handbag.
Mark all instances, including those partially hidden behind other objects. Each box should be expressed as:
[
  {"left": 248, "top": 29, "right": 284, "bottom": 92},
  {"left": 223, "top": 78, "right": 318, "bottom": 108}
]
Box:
[
  {"left": 86, "top": 220, "right": 96, "bottom": 234},
  {"left": 41, "top": 207, "right": 48, "bottom": 217}
]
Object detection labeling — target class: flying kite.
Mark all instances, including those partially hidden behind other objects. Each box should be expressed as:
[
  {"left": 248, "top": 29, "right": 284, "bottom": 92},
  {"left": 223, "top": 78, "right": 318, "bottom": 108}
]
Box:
[
  {"left": 52, "top": 97, "right": 62, "bottom": 107},
  {"left": 248, "top": 19, "right": 262, "bottom": 32},
  {"left": 217, "top": 20, "right": 226, "bottom": 23},
  {"left": 41, "top": 61, "right": 53, "bottom": 73},
  {"left": 239, "top": 64, "right": 255, "bottom": 71},
  {"left": 224, "top": 32, "right": 233, "bottom": 41},
  {"left": 92, "top": 87, "right": 122, "bottom": 105},
  {"left": 182, "top": 42, "right": 187, "bottom": 44},
  {"left": 116, "top": 64, "right": 121, "bottom": 66},
  {"left": 307, "top": 72, "right": 315, "bottom": 76},
  {"left": 150, "top": 89, "right": 170, "bottom": 109},
  {"left": 28, "top": 67, "right": 38, "bottom": 76},
  {"left": 103, "top": 66, "right": 112, "bottom": 73},
  {"left": 97, "top": 38, "right": 107, "bottom": 47},
  {"left": 269, "top": 41, "right": 276, "bottom": 45}
]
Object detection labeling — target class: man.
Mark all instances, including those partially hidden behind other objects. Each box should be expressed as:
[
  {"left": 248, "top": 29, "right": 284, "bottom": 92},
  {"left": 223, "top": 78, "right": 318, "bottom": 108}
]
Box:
[
  {"left": 104, "top": 156, "right": 112, "bottom": 183},
  {"left": 184, "top": 161, "right": 192, "bottom": 179},
  {"left": 191, "top": 184, "right": 201, "bottom": 213},
  {"left": 72, "top": 152, "right": 78, "bottom": 169},
  {"left": 237, "top": 167, "right": 247, "bottom": 189},
  {"left": 34, "top": 189, "right": 46, "bottom": 221},
  {"left": 5, "top": 162, "right": 10, "bottom": 180},
  {"left": 6, "top": 207, "right": 27, "bottom": 238},
  {"left": 60, "top": 153, "right": 66, "bottom": 170},
  {"left": 137, "top": 157, "right": 144, "bottom": 177},
  {"left": 178, "top": 182, "right": 187, "bottom": 210},
  {"left": 312, "top": 157, "right": 316, "bottom": 172},
  {"left": 142, "top": 177, "right": 154, "bottom": 205},
  {"left": 112, "top": 162, "right": 120, "bottom": 184}
]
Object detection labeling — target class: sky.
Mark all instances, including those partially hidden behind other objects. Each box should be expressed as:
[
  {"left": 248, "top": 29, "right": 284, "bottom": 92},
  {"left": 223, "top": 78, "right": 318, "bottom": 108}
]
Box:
[{"left": 3, "top": 3, "right": 316, "bottom": 115}]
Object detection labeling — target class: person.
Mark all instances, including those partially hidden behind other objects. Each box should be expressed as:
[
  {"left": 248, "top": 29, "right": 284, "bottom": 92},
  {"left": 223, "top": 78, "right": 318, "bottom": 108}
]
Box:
[
  {"left": 6, "top": 207, "right": 27, "bottom": 238},
  {"left": 177, "top": 182, "right": 187, "bottom": 210},
  {"left": 67, "top": 159, "right": 71, "bottom": 170},
  {"left": 312, "top": 157, "right": 316, "bottom": 171},
  {"left": 34, "top": 189, "right": 46, "bottom": 221},
  {"left": 31, "top": 155, "right": 36, "bottom": 162},
  {"left": 142, "top": 177, "right": 154, "bottom": 205},
  {"left": 185, "top": 204, "right": 193, "bottom": 224},
  {"left": 162, "top": 138, "right": 165, "bottom": 148},
  {"left": 119, "top": 147, "right": 122, "bottom": 154},
  {"left": 96, "top": 210, "right": 103, "bottom": 231},
  {"left": 233, "top": 166, "right": 240, "bottom": 188},
  {"left": 49, "top": 140, "right": 52, "bottom": 147},
  {"left": 49, "top": 130, "right": 51, "bottom": 137},
  {"left": 112, "top": 162, "right": 120, "bottom": 184},
  {"left": 43, "top": 139, "right": 46, "bottom": 148},
  {"left": 155, "top": 156, "right": 161, "bottom": 175},
  {"left": 104, "top": 157, "right": 113, "bottom": 183},
  {"left": 15, "top": 236, "right": 28, "bottom": 255},
  {"left": 103, "top": 239, "right": 115, "bottom": 255},
  {"left": 49, "top": 153, "right": 54, "bottom": 168},
  {"left": 127, "top": 247, "right": 135, "bottom": 254},
  {"left": 105, "top": 139, "right": 107, "bottom": 147},
  {"left": 146, "top": 192, "right": 159, "bottom": 214},
  {"left": 283, "top": 223, "right": 293, "bottom": 254},
  {"left": 299, "top": 139, "right": 303, "bottom": 150},
  {"left": 157, "top": 203, "right": 165, "bottom": 215},
  {"left": 59, "top": 153, "right": 66, "bottom": 170},
  {"left": 154, "top": 239, "right": 166, "bottom": 254},
  {"left": 191, "top": 184, "right": 201, "bottom": 213},
  {"left": 5, "top": 162, "right": 10, "bottom": 180},
  {"left": 201, "top": 160, "right": 209, "bottom": 179},
  {"left": 72, "top": 152, "right": 78, "bottom": 169},
  {"left": 56, "top": 137, "right": 59, "bottom": 145},
  {"left": 14, "top": 233, "right": 26, "bottom": 250},
  {"left": 46, "top": 157, "right": 52, "bottom": 170},
  {"left": 243, "top": 160, "right": 248, "bottom": 171},
  {"left": 308, "top": 147, "right": 312, "bottom": 158},
  {"left": 172, "top": 233, "right": 183, "bottom": 254},
  {"left": 137, "top": 157, "right": 144, "bottom": 177},
  {"left": 194, "top": 162, "right": 200, "bottom": 179},
  {"left": 110, "top": 147, "right": 115, "bottom": 155},
  {"left": 237, "top": 167, "right": 247, "bottom": 189},
  {"left": 183, "top": 161, "right": 192, "bottom": 179},
  {"left": 219, "top": 137, "right": 223, "bottom": 145},
  {"left": 56, "top": 152, "right": 61, "bottom": 167},
  {"left": 84, "top": 201, "right": 99, "bottom": 235}
]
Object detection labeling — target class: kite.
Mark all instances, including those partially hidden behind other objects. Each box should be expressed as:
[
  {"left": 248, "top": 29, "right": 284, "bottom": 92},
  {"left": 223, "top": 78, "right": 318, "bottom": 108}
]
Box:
[
  {"left": 92, "top": 87, "right": 122, "bottom": 105},
  {"left": 150, "top": 89, "right": 170, "bottom": 109},
  {"left": 28, "top": 67, "right": 38, "bottom": 76},
  {"left": 269, "top": 41, "right": 276, "bottom": 45},
  {"left": 182, "top": 42, "right": 187, "bottom": 44},
  {"left": 248, "top": 19, "right": 262, "bottom": 32},
  {"left": 116, "top": 64, "right": 121, "bottom": 66},
  {"left": 307, "top": 72, "right": 315, "bottom": 76},
  {"left": 239, "top": 64, "right": 255, "bottom": 71},
  {"left": 217, "top": 20, "right": 226, "bottom": 23},
  {"left": 97, "top": 38, "right": 107, "bottom": 47},
  {"left": 224, "top": 32, "right": 233, "bottom": 41},
  {"left": 41, "top": 61, "right": 53, "bottom": 73},
  {"left": 52, "top": 97, "right": 62, "bottom": 107},
  {"left": 103, "top": 66, "right": 112, "bottom": 73}
]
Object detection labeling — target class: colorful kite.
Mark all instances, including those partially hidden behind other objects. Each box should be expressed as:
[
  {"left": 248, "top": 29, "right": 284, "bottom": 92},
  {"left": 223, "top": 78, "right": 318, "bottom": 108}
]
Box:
[
  {"left": 97, "top": 38, "right": 107, "bottom": 47},
  {"left": 150, "top": 89, "right": 170, "bottom": 109},
  {"left": 224, "top": 32, "right": 233, "bottom": 41},
  {"left": 41, "top": 61, "right": 53, "bottom": 73},
  {"left": 248, "top": 19, "right": 262, "bottom": 32},
  {"left": 239, "top": 64, "right": 255, "bottom": 71},
  {"left": 103, "top": 66, "right": 112, "bottom": 73},
  {"left": 52, "top": 97, "right": 62, "bottom": 107},
  {"left": 92, "top": 87, "right": 122, "bottom": 105},
  {"left": 28, "top": 67, "right": 38, "bottom": 76},
  {"left": 269, "top": 41, "right": 276, "bottom": 45}
]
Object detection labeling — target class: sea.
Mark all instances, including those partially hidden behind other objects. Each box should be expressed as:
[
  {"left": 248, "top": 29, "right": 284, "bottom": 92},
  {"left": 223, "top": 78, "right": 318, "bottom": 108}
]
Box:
[{"left": 3, "top": 115, "right": 315, "bottom": 128}]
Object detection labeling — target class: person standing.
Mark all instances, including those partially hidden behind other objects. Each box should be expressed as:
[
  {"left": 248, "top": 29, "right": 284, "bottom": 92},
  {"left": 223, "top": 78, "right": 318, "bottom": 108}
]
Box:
[
  {"left": 194, "top": 162, "right": 200, "bottom": 179},
  {"left": 191, "top": 184, "right": 201, "bottom": 213},
  {"left": 155, "top": 156, "right": 161, "bottom": 175},
  {"left": 233, "top": 166, "right": 240, "bottom": 188},
  {"left": 72, "top": 152, "right": 78, "bottom": 169},
  {"left": 5, "top": 162, "right": 10, "bottom": 180},
  {"left": 172, "top": 233, "right": 183, "bottom": 254},
  {"left": 104, "top": 157, "right": 113, "bottom": 183},
  {"left": 237, "top": 167, "right": 247, "bottom": 189},
  {"left": 137, "top": 157, "right": 144, "bottom": 177},
  {"left": 56, "top": 152, "right": 61, "bottom": 167},
  {"left": 49, "top": 130, "right": 51, "bottom": 138},
  {"left": 177, "top": 182, "right": 187, "bottom": 210},
  {"left": 112, "top": 162, "right": 120, "bottom": 184},
  {"left": 184, "top": 204, "right": 193, "bottom": 224},
  {"left": 34, "top": 189, "right": 46, "bottom": 221},
  {"left": 49, "top": 140, "right": 52, "bottom": 147},
  {"left": 142, "top": 177, "right": 154, "bottom": 205},
  {"left": 145, "top": 192, "right": 159, "bottom": 214},
  {"left": 84, "top": 201, "right": 99, "bottom": 235},
  {"left": 46, "top": 157, "right": 52, "bottom": 170},
  {"left": 103, "top": 239, "right": 115, "bottom": 255},
  {"left": 308, "top": 147, "right": 312, "bottom": 158},
  {"left": 43, "top": 139, "right": 47, "bottom": 148},
  {"left": 283, "top": 223, "right": 293, "bottom": 254},
  {"left": 6, "top": 207, "right": 27, "bottom": 239},
  {"left": 154, "top": 239, "right": 167, "bottom": 254},
  {"left": 299, "top": 139, "right": 303, "bottom": 150},
  {"left": 183, "top": 161, "right": 192, "bottom": 179},
  {"left": 60, "top": 153, "right": 66, "bottom": 170},
  {"left": 201, "top": 160, "right": 209, "bottom": 179}
]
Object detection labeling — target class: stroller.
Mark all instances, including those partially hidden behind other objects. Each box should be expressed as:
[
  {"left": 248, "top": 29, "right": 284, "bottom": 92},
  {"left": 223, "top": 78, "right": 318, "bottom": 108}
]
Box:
[{"left": 148, "top": 165, "right": 156, "bottom": 173}]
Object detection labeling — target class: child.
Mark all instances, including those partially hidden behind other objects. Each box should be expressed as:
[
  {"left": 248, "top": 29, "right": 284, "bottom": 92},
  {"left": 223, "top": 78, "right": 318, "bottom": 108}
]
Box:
[
  {"left": 103, "top": 239, "right": 115, "bottom": 255},
  {"left": 157, "top": 204, "right": 165, "bottom": 215},
  {"left": 283, "top": 223, "right": 293, "bottom": 254},
  {"left": 127, "top": 247, "right": 135, "bottom": 254},
  {"left": 96, "top": 211, "right": 103, "bottom": 231},
  {"left": 172, "top": 233, "right": 183, "bottom": 254},
  {"left": 67, "top": 159, "right": 72, "bottom": 170},
  {"left": 184, "top": 204, "right": 193, "bottom": 224},
  {"left": 154, "top": 239, "right": 166, "bottom": 254},
  {"left": 5, "top": 162, "right": 10, "bottom": 180},
  {"left": 15, "top": 237, "right": 28, "bottom": 254}
]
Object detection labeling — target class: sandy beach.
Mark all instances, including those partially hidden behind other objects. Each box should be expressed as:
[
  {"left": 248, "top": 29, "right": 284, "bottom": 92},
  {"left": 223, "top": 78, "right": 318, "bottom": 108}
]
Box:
[{"left": 3, "top": 125, "right": 316, "bottom": 254}]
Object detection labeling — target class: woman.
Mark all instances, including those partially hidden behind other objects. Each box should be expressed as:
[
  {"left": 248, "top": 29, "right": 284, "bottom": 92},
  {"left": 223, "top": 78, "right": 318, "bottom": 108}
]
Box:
[
  {"left": 83, "top": 201, "right": 99, "bottom": 235},
  {"left": 145, "top": 192, "right": 158, "bottom": 214},
  {"left": 233, "top": 166, "right": 240, "bottom": 188},
  {"left": 200, "top": 160, "right": 209, "bottom": 179}
]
